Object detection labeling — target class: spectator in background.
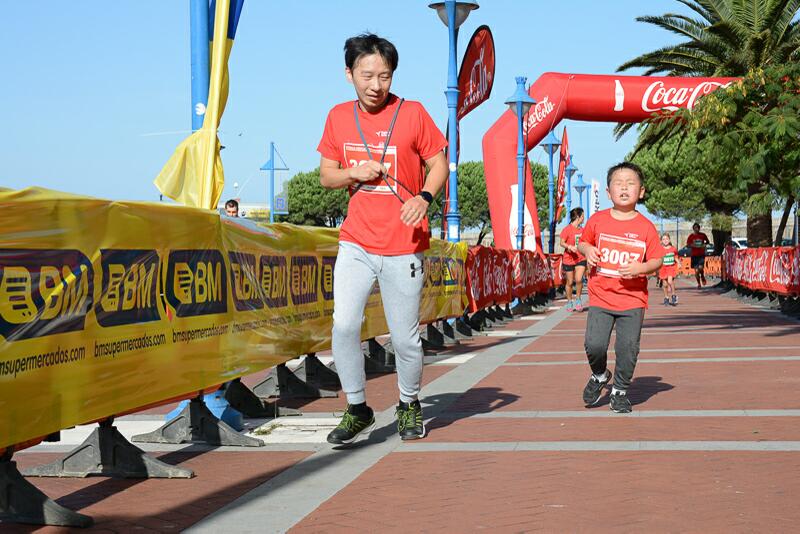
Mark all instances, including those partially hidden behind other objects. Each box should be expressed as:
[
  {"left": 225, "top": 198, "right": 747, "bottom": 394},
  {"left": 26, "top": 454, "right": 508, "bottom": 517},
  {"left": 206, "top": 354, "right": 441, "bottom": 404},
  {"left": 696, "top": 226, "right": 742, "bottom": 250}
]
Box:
[{"left": 225, "top": 199, "right": 239, "bottom": 217}]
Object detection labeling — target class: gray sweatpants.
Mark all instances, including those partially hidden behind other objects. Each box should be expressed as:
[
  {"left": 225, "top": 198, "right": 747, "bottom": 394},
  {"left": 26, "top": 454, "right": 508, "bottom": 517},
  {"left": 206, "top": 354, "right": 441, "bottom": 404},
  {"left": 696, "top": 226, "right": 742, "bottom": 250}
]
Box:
[
  {"left": 584, "top": 306, "right": 645, "bottom": 391},
  {"left": 332, "top": 241, "right": 425, "bottom": 404}
]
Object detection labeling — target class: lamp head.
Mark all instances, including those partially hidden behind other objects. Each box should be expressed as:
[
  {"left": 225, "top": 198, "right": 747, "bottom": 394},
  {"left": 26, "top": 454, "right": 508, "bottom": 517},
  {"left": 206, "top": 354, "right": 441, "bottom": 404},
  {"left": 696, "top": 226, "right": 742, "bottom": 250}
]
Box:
[
  {"left": 565, "top": 159, "right": 578, "bottom": 180},
  {"left": 539, "top": 129, "right": 561, "bottom": 155},
  {"left": 504, "top": 76, "right": 536, "bottom": 116},
  {"left": 428, "top": 0, "right": 479, "bottom": 29}
]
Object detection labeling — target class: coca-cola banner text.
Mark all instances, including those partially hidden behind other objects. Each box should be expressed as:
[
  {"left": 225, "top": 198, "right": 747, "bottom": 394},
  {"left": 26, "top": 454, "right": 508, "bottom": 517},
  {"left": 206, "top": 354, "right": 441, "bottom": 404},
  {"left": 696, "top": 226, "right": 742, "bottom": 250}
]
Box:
[
  {"left": 555, "top": 127, "right": 569, "bottom": 225},
  {"left": 724, "top": 245, "right": 800, "bottom": 295},
  {"left": 483, "top": 73, "right": 738, "bottom": 250},
  {"left": 457, "top": 25, "right": 495, "bottom": 120},
  {"left": 466, "top": 246, "right": 553, "bottom": 312}
]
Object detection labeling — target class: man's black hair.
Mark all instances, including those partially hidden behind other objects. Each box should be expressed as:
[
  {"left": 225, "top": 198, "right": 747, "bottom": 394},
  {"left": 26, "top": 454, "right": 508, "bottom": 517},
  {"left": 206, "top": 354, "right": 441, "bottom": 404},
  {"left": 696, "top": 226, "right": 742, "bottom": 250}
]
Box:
[
  {"left": 606, "top": 162, "right": 645, "bottom": 186},
  {"left": 344, "top": 33, "right": 399, "bottom": 72},
  {"left": 569, "top": 207, "right": 584, "bottom": 222},
  {"left": 225, "top": 198, "right": 239, "bottom": 210}
]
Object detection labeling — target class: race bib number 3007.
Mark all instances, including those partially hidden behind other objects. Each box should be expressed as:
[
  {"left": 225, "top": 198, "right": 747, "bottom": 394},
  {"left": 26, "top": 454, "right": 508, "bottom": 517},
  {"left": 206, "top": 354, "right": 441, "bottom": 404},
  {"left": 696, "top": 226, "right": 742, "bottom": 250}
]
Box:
[{"left": 596, "top": 233, "right": 646, "bottom": 278}]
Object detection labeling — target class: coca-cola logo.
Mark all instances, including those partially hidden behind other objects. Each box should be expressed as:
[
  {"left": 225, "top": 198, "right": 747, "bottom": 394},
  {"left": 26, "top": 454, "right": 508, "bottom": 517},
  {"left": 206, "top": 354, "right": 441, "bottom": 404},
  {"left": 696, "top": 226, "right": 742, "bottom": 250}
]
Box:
[
  {"left": 459, "top": 46, "right": 493, "bottom": 116},
  {"left": 524, "top": 96, "right": 555, "bottom": 133},
  {"left": 641, "top": 81, "right": 732, "bottom": 113}
]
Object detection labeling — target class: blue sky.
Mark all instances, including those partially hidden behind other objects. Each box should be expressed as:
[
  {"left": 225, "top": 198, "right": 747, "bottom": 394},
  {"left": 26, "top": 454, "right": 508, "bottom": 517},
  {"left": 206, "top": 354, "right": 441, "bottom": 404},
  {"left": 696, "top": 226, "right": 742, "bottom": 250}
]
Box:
[{"left": 2, "top": 0, "right": 684, "bottom": 218}]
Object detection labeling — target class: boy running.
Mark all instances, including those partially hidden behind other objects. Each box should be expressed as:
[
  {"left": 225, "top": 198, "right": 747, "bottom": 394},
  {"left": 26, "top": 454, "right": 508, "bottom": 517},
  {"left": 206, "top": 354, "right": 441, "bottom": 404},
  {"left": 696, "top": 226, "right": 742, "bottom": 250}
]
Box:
[
  {"left": 659, "top": 233, "right": 678, "bottom": 306},
  {"left": 559, "top": 207, "right": 587, "bottom": 312},
  {"left": 317, "top": 33, "right": 448, "bottom": 444},
  {"left": 686, "top": 223, "right": 711, "bottom": 288},
  {"left": 578, "top": 162, "right": 664, "bottom": 413}
]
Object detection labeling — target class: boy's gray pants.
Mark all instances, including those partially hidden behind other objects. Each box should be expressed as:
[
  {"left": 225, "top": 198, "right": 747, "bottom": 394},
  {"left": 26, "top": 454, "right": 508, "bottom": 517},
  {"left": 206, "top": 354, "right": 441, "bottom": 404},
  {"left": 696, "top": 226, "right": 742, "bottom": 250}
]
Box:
[
  {"left": 584, "top": 306, "right": 645, "bottom": 391},
  {"left": 332, "top": 241, "right": 425, "bottom": 404}
]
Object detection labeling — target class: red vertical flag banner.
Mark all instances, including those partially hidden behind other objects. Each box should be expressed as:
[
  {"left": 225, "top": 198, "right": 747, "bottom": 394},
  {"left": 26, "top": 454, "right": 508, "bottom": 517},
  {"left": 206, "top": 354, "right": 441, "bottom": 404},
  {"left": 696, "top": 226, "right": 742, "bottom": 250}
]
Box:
[
  {"left": 443, "top": 25, "right": 496, "bottom": 237},
  {"left": 554, "top": 126, "right": 569, "bottom": 226}
]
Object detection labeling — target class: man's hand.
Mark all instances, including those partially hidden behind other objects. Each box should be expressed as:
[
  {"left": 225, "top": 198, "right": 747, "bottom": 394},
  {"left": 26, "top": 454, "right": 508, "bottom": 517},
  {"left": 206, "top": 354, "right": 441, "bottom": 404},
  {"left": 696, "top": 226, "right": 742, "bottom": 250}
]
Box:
[
  {"left": 583, "top": 245, "right": 601, "bottom": 266},
  {"left": 618, "top": 261, "right": 643, "bottom": 279},
  {"left": 400, "top": 195, "right": 429, "bottom": 226},
  {"left": 349, "top": 161, "right": 386, "bottom": 183}
]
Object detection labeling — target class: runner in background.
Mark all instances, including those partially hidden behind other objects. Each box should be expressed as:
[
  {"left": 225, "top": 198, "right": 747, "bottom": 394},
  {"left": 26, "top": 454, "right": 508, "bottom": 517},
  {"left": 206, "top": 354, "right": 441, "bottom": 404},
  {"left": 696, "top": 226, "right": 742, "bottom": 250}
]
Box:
[
  {"left": 559, "top": 207, "right": 587, "bottom": 312},
  {"left": 578, "top": 162, "right": 664, "bottom": 413},
  {"left": 659, "top": 233, "right": 678, "bottom": 306},
  {"left": 686, "top": 223, "right": 711, "bottom": 288}
]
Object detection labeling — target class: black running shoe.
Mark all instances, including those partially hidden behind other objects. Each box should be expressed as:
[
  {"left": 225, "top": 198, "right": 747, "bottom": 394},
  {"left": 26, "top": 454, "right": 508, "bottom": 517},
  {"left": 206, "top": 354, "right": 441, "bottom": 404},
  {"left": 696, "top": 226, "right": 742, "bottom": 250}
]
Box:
[
  {"left": 327, "top": 405, "right": 375, "bottom": 444},
  {"left": 396, "top": 400, "right": 425, "bottom": 440},
  {"left": 610, "top": 392, "right": 632, "bottom": 413},
  {"left": 582, "top": 370, "right": 610, "bottom": 406}
]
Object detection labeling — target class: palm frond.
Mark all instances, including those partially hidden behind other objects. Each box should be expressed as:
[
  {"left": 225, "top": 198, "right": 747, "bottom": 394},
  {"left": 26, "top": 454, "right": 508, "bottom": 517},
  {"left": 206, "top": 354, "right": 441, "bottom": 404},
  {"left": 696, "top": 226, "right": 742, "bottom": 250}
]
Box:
[
  {"left": 636, "top": 14, "right": 710, "bottom": 42},
  {"left": 676, "top": 0, "right": 719, "bottom": 23}
]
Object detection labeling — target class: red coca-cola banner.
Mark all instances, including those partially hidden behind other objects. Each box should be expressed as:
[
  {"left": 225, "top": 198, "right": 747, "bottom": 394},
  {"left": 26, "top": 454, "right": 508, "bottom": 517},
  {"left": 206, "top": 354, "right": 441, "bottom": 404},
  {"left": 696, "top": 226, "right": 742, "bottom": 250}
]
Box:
[
  {"left": 466, "top": 246, "right": 553, "bottom": 312},
  {"left": 457, "top": 25, "right": 495, "bottom": 120},
  {"left": 483, "top": 73, "right": 738, "bottom": 250},
  {"left": 724, "top": 245, "right": 800, "bottom": 295},
  {"left": 554, "top": 126, "right": 569, "bottom": 225},
  {"left": 548, "top": 253, "right": 565, "bottom": 288}
]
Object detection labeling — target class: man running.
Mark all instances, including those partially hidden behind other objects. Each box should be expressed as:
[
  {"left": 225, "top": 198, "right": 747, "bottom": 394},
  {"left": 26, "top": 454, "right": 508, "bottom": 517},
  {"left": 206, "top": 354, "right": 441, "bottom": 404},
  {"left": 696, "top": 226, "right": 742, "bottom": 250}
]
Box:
[{"left": 686, "top": 223, "right": 711, "bottom": 288}]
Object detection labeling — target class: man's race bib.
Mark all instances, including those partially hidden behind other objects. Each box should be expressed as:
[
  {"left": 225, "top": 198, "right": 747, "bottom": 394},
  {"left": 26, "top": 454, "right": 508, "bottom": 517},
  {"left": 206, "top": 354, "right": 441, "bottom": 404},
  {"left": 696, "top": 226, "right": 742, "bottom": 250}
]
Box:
[
  {"left": 663, "top": 252, "right": 675, "bottom": 266},
  {"left": 692, "top": 239, "right": 704, "bottom": 248},
  {"left": 344, "top": 142, "right": 399, "bottom": 195},
  {"left": 596, "top": 233, "right": 646, "bottom": 278}
]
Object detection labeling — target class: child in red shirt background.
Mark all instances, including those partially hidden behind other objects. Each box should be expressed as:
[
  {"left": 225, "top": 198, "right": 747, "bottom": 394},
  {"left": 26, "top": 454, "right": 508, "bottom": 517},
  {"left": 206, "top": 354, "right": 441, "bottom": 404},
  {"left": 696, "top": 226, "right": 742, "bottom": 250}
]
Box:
[
  {"left": 578, "top": 162, "right": 664, "bottom": 413},
  {"left": 659, "top": 234, "right": 678, "bottom": 306},
  {"left": 559, "top": 207, "right": 587, "bottom": 312}
]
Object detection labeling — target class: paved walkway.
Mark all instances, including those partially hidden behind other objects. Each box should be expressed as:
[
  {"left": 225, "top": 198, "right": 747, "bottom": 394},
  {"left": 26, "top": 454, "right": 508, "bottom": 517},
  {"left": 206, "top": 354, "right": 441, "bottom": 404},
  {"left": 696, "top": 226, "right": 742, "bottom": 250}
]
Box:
[{"left": 10, "top": 280, "right": 800, "bottom": 532}]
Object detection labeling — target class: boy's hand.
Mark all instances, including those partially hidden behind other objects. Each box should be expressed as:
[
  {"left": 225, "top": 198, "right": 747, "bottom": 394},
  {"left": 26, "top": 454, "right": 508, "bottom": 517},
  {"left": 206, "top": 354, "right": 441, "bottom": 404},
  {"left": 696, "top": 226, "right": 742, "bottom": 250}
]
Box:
[
  {"left": 349, "top": 161, "right": 387, "bottom": 183},
  {"left": 584, "top": 245, "right": 601, "bottom": 266},
  {"left": 618, "top": 261, "right": 643, "bottom": 279}
]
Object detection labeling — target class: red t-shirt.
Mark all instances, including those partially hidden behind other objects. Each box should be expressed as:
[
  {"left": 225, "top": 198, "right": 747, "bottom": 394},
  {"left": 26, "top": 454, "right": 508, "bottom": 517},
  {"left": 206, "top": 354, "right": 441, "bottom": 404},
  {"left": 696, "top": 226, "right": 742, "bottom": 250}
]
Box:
[
  {"left": 559, "top": 224, "right": 585, "bottom": 265},
  {"left": 317, "top": 94, "right": 447, "bottom": 255},
  {"left": 659, "top": 245, "right": 678, "bottom": 278},
  {"left": 687, "top": 232, "right": 710, "bottom": 257},
  {"left": 580, "top": 209, "right": 664, "bottom": 311}
]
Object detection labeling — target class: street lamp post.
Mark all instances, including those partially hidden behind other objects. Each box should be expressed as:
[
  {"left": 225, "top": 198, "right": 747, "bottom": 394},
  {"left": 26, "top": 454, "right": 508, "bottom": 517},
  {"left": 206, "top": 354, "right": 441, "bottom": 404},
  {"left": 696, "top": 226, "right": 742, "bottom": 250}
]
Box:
[
  {"left": 573, "top": 173, "right": 588, "bottom": 212},
  {"left": 429, "top": 0, "right": 479, "bottom": 242},
  {"left": 539, "top": 130, "right": 561, "bottom": 254},
  {"left": 504, "top": 77, "right": 536, "bottom": 250},
  {"left": 564, "top": 158, "right": 578, "bottom": 218}
]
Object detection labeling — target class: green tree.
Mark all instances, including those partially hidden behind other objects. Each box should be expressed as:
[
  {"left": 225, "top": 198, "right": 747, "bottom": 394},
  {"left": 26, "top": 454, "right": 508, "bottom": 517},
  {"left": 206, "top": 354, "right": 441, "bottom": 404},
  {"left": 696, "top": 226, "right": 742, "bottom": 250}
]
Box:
[
  {"left": 284, "top": 168, "right": 348, "bottom": 227},
  {"left": 619, "top": 0, "right": 800, "bottom": 246},
  {"left": 429, "top": 161, "right": 492, "bottom": 245}
]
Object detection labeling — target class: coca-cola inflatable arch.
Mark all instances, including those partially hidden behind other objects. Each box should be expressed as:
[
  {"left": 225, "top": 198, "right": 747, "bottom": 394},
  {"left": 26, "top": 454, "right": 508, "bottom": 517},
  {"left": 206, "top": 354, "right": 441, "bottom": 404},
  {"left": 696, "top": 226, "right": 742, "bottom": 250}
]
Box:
[{"left": 482, "top": 73, "right": 737, "bottom": 251}]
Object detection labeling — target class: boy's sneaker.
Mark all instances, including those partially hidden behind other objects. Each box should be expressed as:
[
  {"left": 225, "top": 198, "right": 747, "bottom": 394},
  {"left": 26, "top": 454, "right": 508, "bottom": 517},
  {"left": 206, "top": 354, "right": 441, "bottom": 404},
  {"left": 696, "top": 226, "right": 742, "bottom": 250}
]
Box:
[
  {"left": 327, "top": 405, "right": 375, "bottom": 444},
  {"left": 396, "top": 400, "right": 425, "bottom": 440},
  {"left": 671, "top": 295, "right": 678, "bottom": 306},
  {"left": 663, "top": 297, "right": 670, "bottom": 306},
  {"left": 582, "top": 370, "right": 611, "bottom": 406},
  {"left": 610, "top": 391, "right": 632, "bottom": 413}
]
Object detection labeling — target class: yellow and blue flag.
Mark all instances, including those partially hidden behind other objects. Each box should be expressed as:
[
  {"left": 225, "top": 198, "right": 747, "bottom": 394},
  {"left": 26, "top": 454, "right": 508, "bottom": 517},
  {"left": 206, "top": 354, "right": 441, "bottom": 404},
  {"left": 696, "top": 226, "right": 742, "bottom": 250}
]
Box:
[{"left": 153, "top": 0, "right": 244, "bottom": 210}]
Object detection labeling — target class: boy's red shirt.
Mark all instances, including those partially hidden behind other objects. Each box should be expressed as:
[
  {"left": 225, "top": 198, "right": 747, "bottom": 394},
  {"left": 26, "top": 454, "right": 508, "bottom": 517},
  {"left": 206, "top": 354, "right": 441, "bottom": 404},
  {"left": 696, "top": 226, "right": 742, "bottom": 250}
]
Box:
[{"left": 580, "top": 209, "right": 665, "bottom": 311}]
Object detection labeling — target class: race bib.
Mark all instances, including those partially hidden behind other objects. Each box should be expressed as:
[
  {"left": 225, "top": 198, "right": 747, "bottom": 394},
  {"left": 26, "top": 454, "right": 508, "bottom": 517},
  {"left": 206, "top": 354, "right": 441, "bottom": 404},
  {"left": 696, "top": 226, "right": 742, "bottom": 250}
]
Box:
[
  {"left": 662, "top": 252, "right": 675, "bottom": 266},
  {"left": 574, "top": 234, "right": 581, "bottom": 247},
  {"left": 596, "top": 233, "right": 646, "bottom": 278},
  {"left": 344, "top": 142, "right": 399, "bottom": 195},
  {"left": 692, "top": 239, "right": 704, "bottom": 247}
]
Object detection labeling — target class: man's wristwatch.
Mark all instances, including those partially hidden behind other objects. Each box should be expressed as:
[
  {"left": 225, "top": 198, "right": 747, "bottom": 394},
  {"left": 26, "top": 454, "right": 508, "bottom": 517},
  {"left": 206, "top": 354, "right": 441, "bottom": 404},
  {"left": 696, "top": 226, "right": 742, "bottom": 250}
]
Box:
[{"left": 417, "top": 191, "right": 433, "bottom": 204}]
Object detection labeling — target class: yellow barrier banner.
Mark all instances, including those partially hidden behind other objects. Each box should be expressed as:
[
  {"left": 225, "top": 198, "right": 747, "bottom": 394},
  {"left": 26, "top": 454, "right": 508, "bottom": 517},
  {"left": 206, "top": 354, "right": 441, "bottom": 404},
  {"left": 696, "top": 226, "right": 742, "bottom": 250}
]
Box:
[{"left": 0, "top": 188, "right": 468, "bottom": 450}]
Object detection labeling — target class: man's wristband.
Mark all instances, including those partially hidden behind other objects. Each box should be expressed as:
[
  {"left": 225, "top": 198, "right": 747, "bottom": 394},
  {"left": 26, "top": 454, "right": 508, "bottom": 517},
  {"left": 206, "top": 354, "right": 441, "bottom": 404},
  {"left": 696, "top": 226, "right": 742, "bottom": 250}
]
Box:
[{"left": 417, "top": 191, "right": 434, "bottom": 204}]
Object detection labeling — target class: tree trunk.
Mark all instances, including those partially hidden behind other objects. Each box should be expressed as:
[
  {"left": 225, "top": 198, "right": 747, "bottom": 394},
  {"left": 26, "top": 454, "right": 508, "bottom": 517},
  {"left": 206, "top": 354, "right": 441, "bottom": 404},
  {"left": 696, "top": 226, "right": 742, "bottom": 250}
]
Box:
[
  {"left": 477, "top": 222, "right": 489, "bottom": 246},
  {"left": 746, "top": 183, "right": 773, "bottom": 247},
  {"left": 710, "top": 228, "right": 731, "bottom": 255},
  {"left": 774, "top": 196, "right": 795, "bottom": 246}
]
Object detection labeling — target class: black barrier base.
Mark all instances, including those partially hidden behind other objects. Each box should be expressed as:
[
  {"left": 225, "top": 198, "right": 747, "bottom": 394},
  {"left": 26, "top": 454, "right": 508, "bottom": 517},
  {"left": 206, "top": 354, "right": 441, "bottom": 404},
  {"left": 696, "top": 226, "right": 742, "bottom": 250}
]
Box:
[
  {"left": 131, "top": 396, "right": 264, "bottom": 447},
  {"left": 440, "top": 320, "right": 462, "bottom": 344},
  {"left": 0, "top": 452, "right": 93, "bottom": 528},
  {"left": 455, "top": 316, "right": 475, "bottom": 338},
  {"left": 253, "top": 362, "right": 338, "bottom": 399},
  {"left": 365, "top": 338, "right": 396, "bottom": 374},
  {"left": 500, "top": 304, "right": 514, "bottom": 320},
  {"left": 467, "top": 310, "right": 488, "bottom": 332},
  {"left": 303, "top": 354, "right": 341, "bottom": 389},
  {"left": 420, "top": 323, "right": 446, "bottom": 351},
  {"left": 511, "top": 299, "right": 533, "bottom": 316},
  {"left": 224, "top": 379, "right": 301, "bottom": 418},
  {"left": 22, "top": 419, "right": 193, "bottom": 479}
]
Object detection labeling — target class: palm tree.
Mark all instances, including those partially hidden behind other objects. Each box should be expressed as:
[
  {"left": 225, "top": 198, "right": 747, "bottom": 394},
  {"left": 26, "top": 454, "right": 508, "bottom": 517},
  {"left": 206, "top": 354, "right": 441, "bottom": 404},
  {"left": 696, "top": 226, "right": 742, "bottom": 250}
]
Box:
[{"left": 618, "top": 0, "right": 800, "bottom": 247}]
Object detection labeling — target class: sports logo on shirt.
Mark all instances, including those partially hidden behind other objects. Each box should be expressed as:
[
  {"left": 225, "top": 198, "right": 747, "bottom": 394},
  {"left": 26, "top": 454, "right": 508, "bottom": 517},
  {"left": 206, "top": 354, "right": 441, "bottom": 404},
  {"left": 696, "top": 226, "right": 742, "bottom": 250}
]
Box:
[
  {"left": 596, "top": 233, "right": 646, "bottom": 278},
  {"left": 343, "top": 143, "right": 398, "bottom": 195}
]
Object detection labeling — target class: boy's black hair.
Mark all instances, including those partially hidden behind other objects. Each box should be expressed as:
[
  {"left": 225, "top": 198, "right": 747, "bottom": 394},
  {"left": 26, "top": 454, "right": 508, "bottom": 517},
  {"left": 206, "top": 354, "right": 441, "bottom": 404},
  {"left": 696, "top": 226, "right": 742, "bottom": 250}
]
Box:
[
  {"left": 225, "top": 199, "right": 239, "bottom": 210},
  {"left": 569, "top": 207, "right": 584, "bottom": 222},
  {"left": 344, "top": 33, "right": 399, "bottom": 72},
  {"left": 606, "top": 162, "right": 645, "bottom": 186}
]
